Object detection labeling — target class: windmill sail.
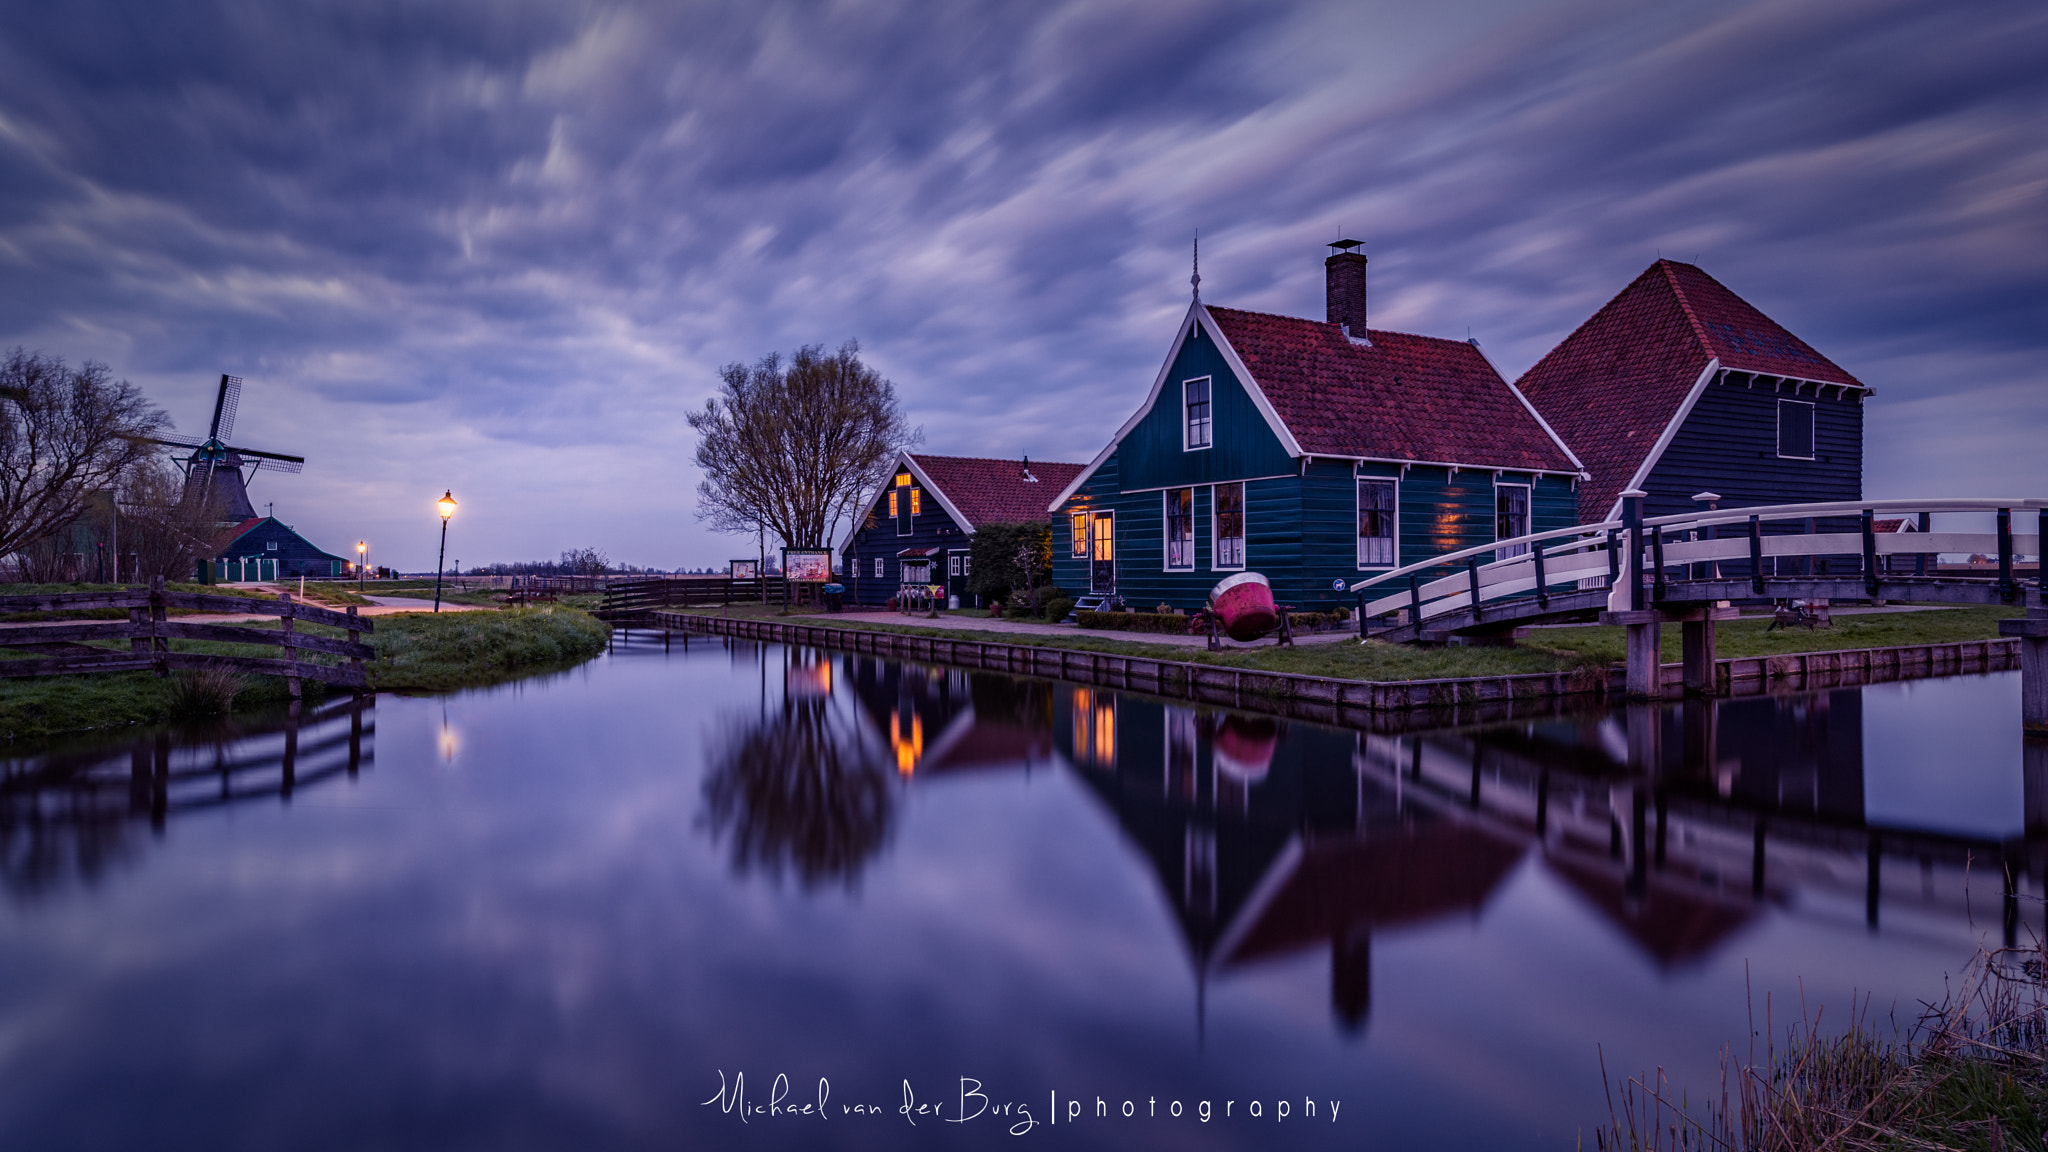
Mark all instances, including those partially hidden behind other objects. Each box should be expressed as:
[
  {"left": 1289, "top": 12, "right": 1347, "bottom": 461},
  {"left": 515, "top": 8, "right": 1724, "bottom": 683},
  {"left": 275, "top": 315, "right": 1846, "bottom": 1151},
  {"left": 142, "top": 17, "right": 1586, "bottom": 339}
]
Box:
[{"left": 149, "top": 374, "right": 300, "bottom": 522}]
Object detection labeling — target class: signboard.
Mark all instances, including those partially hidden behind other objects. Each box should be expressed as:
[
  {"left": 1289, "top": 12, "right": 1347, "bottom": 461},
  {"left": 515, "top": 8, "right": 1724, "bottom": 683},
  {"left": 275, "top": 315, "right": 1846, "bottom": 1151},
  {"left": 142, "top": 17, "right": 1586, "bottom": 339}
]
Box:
[
  {"left": 729, "top": 560, "right": 758, "bottom": 580},
  {"left": 782, "top": 549, "right": 834, "bottom": 583}
]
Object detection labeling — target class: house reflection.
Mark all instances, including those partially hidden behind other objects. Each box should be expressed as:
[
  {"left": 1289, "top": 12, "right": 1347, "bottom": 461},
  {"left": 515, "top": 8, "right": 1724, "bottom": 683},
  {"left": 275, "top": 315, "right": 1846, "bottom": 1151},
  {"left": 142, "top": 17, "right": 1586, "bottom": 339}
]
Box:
[{"left": 0, "top": 697, "right": 373, "bottom": 902}]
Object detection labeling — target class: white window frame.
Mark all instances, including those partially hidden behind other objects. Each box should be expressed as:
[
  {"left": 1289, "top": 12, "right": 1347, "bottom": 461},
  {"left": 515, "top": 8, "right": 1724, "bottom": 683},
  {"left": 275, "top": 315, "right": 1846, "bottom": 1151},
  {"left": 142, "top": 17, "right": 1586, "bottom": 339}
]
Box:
[
  {"left": 1212, "top": 481, "right": 1247, "bottom": 571},
  {"left": 1182, "top": 376, "right": 1213, "bottom": 452},
  {"left": 1070, "top": 511, "right": 1090, "bottom": 557},
  {"left": 1355, "top": 475, "right": 1398, "bottom": 569},
  {"left": 874, "top": 558, "right": 883, "bottom": 578},
  {"left": 1163, "top": 487, "right": 1195, "bottom": 571},
  {"left": 1776, "top": 398, "right": 1817, "bottom": 460},
  {"left": 949, "top": 554, "right": 961, "bottom": 577},
  {"left": 1494, "top": 481, "right": 1531, "bottom": 559}
]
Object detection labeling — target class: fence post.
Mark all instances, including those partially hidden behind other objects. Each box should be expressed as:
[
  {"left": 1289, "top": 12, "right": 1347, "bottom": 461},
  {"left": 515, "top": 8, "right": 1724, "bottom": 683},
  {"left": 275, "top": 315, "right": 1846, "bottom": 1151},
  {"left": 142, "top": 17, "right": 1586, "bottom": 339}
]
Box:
[
  {"left": 1918, "top": 511, "right": 1931, "bottom": 577},
  {"left": 149, "top": 575, "right": 168, "bottom": 677},
  {"left": 1623, "top": 491, "right": 1646, "bottom": 612},
  {"left": 347, "top": 604, "right": 364, "bottom": 693},
  {"left": 279, "top": 592, "right": 302, "bottom": 699},
  {"left": 1748, "top": 515, "right": 1765, "bottom": 595},
  {"left": 1532, "top": 544, "right": 1549, "bottom": 609},
  {"left": 1651, "top": 525, "right": 1667, "bottom": 600},
  {"left": 1862, "top": 509, "right": 1879, "bottom": 598},
  {"left": 1997, "top": 508, "right": 2014, "bottom": 602},
  {"left": 1465, "top": 558, "right": 1482, "bottom": 619}
]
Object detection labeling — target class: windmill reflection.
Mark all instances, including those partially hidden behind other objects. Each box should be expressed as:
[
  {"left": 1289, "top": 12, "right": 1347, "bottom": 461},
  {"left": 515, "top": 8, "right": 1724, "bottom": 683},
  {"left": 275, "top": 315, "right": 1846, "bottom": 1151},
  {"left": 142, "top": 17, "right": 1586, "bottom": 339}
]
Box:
[{"left": 0, "top": 697, "right": 373, "bottom": 902}]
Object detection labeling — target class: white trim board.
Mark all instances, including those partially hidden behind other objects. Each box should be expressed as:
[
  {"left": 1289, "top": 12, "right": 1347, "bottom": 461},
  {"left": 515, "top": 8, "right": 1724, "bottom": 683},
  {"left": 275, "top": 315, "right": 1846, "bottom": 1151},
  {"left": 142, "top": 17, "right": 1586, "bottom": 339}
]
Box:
[{"left": 1603, "top": 358, "right": 1721, "bottom": 522}]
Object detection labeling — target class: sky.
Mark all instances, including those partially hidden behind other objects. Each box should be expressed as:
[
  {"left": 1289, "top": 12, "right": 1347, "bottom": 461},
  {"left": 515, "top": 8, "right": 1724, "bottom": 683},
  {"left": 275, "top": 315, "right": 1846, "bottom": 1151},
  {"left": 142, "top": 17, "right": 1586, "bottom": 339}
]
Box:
[{"left": 1, "top": 0, "right": 2042, "bottom": 571}]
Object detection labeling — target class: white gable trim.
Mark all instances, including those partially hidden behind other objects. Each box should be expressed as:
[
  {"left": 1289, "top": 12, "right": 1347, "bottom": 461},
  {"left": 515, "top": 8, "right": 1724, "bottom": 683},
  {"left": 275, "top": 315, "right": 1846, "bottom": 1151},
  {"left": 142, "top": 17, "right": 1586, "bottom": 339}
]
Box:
[
  {"left": 1468, "top": 341, "right": 1588, "bottom": 477},
  {"left": 900, "top": 453, "right": 980, "bottom": 533},
  {"left": 1601, "top": 358, "right": 1721, "bottom": 521},
  {"left": 1045, "top": 302, "right": 1303, "bottom": 512}
]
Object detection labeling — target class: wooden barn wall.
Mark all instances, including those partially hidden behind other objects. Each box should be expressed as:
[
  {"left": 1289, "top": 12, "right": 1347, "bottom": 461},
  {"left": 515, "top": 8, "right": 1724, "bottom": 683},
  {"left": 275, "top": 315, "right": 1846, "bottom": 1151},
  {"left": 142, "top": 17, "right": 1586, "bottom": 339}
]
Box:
[
  {"left": 1114, "top": 321, "right": 1295, "bottom": 493},
  {"left": 215, "top": 520, "right": 345, "bottom": 578},
  {"left": 840, "top": 480, "right": 972, "bottom": 606},
  {"left": 1643, "top": 374, "right": 1863, "bottom": 519}
]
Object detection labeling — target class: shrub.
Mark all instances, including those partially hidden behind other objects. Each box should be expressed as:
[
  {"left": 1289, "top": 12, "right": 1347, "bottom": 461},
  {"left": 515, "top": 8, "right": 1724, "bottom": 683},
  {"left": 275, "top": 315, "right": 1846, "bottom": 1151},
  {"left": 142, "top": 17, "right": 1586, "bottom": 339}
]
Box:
[
  {"left": 1042, "top": 597, "right": 1074, "bottom": 623},
  {"left": 1077, "top": 610, "right": 1198, "bottom": 635}
]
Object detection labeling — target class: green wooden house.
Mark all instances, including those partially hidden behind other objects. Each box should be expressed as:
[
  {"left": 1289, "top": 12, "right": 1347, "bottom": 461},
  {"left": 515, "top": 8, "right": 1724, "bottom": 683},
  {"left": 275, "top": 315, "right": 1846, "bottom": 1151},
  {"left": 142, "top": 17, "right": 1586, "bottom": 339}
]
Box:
[{"left": 1048, "top": 243, "right": 1585, "bottom": 613}]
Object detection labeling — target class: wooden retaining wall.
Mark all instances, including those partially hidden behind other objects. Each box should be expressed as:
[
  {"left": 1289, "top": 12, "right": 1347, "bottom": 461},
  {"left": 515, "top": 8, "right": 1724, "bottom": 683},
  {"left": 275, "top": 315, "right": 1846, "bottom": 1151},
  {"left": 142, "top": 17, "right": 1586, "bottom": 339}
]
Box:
[{"left": 639, "top": 612, "right": 2023, "bottom": 729}]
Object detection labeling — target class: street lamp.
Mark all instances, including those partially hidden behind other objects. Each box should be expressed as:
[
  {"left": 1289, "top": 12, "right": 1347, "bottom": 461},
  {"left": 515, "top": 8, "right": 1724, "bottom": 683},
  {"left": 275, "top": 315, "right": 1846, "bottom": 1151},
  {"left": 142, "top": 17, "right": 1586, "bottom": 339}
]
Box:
[
  {"left": 433, "top": 490, "right": 457, "bottom": 613},
  {"left": 357, "top": 541, "right": 367, "bottom": 592}
]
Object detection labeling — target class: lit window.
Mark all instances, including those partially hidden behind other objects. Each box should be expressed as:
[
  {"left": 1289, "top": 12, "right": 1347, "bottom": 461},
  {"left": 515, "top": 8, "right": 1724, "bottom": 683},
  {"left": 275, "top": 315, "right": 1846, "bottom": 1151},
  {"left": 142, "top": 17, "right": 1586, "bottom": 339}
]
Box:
[
  {"left": 910, "top": 488, "right": 921, "bottom": 515},
  {"left": 1071, "top": 512, "right": 1090, "bottom": 557},
  {"left": 1358, "top": 479, "right": 1396, "bottom": 567},
  {"left": 1184, "top": 378, "right": 1212, "bottom": 449},
  {"left": 1165, "top": 488, "right": 1194, "bottom": 570},
  {"left": 1215, "top": 482, "right": 1245, "bottom": 569},
  {"left": 888, "top": 491, "right": 898, "bottom": 517}
]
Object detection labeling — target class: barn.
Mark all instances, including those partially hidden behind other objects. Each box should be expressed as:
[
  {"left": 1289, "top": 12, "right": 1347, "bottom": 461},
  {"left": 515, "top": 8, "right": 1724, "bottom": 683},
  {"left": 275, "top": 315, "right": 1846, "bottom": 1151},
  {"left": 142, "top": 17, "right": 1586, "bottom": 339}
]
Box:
[{"left": 206, "top": 516, "right": 348, "bottom": 582}]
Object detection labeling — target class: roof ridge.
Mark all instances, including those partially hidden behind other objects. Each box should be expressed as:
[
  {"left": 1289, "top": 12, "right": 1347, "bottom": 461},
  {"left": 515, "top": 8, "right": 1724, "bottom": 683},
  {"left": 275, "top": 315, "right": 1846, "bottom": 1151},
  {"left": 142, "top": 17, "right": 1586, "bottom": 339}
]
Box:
[
  {"left": 1206, "top": 303, "right": 1460, "bottom": 346},
  {"left": 1658, "top": 259, "right": 1717, "bottom": 358}
]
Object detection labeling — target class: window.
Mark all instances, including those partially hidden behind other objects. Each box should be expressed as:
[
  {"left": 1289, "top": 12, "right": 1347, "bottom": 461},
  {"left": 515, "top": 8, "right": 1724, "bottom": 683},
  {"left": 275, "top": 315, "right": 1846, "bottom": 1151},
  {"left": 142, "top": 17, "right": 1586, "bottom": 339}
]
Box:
[
  {"left": 1357, "top": 479, "right": 1396, "bottom": 567},
  {"left": 874, "top": 558, "right": 883, "bottom": 578},
  {"left": 1778, "top": 399, "right": 1816, "bottom": 459},
  {"left": 1164, "top": 488, "right": 1194, "bottom": 570},
  {"left": 1495, "top": 483, "right": 1530, "bottom": 558},
  {"left": 1214, "top": 482, "right": 1246, "bottom": 569},
  {"left": 1183, "top": 377, "right": 1212, "bottom": 450},
  {"left": 887, "top": 491, "right": 898, "bottom": 517},
  {"left": 1071, "top": 512, "right": 1090, "bottom": 557},
  {"left": 1092, "top": 513, "right": 1115, "bottom": 561},
  {"left": 265, "top": 540, "right": 279, "bottom": 551},
  {"left": 949, "top": 554, "right": 961, "bottom": 577},
  {"left": 911, "top": 488, "right": 922, "bottom": 515},
  {"left": 961, "top": 556, "right": 971, "bottom": 576}
]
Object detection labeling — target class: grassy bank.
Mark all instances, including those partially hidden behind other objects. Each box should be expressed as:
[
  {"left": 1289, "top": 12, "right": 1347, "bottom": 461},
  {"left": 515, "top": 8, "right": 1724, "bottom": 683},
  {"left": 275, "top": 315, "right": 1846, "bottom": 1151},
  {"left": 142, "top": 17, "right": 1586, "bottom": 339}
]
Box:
[
  {"left": 1599, "top": 947, "right": 2048, "bottom": 1151},
  {"left": 0, "top": 604, "right": 611, "bottom": 740},
  {"left": 366, "top": 605, "right": 610, "bottom": 691},
  {"left": 1539, "top": 605, "right": 2021, "bottom": 664}
]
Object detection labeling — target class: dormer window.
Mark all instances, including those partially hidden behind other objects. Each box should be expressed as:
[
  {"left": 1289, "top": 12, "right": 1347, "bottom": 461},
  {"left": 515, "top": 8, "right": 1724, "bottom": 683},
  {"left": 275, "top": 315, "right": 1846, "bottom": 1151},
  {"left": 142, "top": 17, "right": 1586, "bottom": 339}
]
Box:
[{"left": 1184, "top": 377, "right": 1212, "bottom": 450}]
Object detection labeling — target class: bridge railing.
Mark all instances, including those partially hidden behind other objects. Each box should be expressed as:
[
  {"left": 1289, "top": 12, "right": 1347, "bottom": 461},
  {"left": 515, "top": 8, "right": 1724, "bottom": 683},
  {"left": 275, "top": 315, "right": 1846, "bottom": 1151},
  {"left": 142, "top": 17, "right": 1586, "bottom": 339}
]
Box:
[{"left": 1350, "top": 498, "right": 2047, "bottom": 631}]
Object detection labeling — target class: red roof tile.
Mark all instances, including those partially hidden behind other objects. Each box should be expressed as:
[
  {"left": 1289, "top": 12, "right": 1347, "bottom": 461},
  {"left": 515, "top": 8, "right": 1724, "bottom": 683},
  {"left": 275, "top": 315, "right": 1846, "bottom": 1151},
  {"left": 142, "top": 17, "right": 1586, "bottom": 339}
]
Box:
[
  {"left": 1204, "top": 307, "right": 1578, "bottom": 473},
  {"left": 1516, "top": 260, "right": 1864, "bottom": 520},
  {"left": 908, "top": 453, "right": 1085, "bottom": 528}
]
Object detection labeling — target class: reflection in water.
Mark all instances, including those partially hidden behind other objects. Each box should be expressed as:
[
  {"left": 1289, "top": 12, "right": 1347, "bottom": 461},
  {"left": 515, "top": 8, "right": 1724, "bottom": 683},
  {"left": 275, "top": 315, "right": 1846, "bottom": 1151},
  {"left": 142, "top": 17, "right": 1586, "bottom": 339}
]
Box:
[
  {"left": 697, "top": 638, "right": 2047, "bottom": 1038},
  {"left": 0, "top": 697, "right": 374, "bottom": 902}
]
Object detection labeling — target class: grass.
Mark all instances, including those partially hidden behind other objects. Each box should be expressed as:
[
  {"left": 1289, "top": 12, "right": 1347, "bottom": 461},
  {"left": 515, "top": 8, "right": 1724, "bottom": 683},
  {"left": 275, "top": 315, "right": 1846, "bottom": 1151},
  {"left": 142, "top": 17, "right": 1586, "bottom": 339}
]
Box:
[
  {"left": 1536, "top": 605, "right": 2021, "bottom": 665},
  {"left": 365, "top": 605, "right": 610, "bottom": 691},
  {"left": 0, "top": 603, "right": 612, "bottom": 740},
  {"left": 1598, "top": 946, "right": 2048, "bottom": 1151}
]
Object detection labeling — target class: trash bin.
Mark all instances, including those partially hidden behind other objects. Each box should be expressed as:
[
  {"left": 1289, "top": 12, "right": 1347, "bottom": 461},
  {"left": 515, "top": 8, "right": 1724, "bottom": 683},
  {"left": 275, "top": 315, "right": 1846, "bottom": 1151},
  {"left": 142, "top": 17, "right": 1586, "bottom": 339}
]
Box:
[{"left": 823, "top": 583, "right": 845, "bottom": 612}]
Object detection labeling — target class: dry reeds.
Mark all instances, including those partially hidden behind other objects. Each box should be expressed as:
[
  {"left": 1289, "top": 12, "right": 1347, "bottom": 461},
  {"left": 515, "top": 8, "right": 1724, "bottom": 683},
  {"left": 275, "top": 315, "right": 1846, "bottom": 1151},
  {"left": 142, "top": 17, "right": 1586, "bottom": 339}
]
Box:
[
  {"left": 166, "top": 662, "right": 247, "bottom": 717},
  {"left": 1598, "top": 947, "right": 2048, "bottom": 1151}
]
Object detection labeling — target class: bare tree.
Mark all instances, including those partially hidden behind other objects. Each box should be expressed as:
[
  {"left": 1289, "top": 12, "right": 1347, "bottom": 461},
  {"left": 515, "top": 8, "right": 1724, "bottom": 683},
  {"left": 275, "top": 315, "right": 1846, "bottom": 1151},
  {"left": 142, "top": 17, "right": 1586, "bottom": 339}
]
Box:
[
  {"left": 117, "top": 459, "right": 228, "bottom": 582},
  {"left": 689, "top": 341, "right": 916, "bottom": 551},
  {"left": 560, "top": 547, "right": 609, "bottom": 576},
  {"left": 0, "top": 349, "right": 167, "bottom": 564}
]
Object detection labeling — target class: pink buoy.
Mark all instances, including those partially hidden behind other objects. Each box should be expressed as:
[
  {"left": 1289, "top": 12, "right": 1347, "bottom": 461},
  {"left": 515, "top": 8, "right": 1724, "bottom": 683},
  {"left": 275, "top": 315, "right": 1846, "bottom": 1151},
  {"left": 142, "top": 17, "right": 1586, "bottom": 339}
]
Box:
[{"left": 1210, "top": 571, "right": 1278, "bottom": 642}]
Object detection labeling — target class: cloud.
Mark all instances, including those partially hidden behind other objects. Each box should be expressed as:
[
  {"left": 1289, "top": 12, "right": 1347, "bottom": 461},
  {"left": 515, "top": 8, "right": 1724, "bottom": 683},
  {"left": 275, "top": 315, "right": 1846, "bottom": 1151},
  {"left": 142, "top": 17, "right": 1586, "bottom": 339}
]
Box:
[{"left": 0, "top": 0, "right": 2040, "bottom": 566}]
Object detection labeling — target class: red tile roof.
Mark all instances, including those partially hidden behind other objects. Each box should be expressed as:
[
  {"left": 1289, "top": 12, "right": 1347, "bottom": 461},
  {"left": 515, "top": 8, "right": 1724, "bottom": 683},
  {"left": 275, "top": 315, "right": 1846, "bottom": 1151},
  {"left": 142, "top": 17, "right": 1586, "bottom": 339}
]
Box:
[
  {"left": 908, "top": 453, "right": 1085, "bottom": 528},
  {"left": 1516, "top": 260, "right": 1865, "bottom": 520},
  {"left": 1204, "top": 307, "right": 1579, "bottom": 473}
]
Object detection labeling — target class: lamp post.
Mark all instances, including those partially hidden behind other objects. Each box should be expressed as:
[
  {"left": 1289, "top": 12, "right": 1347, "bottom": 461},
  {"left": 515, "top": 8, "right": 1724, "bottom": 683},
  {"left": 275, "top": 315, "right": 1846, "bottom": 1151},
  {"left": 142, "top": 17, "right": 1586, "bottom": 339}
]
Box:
[
  {"left": 357, "top": 541, "right": 367, "bottom": 592},
  {"left": 433, "top": 491, "right": 457, "bottom": 612}
]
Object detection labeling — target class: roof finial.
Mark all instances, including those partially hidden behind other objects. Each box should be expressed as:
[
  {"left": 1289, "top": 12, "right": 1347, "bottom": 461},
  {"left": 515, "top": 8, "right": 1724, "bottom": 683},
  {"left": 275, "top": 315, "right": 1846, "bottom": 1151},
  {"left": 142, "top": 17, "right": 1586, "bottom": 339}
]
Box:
[{"left": 1191, "top": 233, "right": 1201, "bottom": 302}]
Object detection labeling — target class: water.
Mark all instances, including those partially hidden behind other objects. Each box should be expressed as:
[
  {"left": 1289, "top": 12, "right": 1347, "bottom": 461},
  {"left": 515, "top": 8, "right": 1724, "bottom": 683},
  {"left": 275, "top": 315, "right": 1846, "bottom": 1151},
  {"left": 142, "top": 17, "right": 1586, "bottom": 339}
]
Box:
[{"left": 0, "top": 638, "right": 2036, "bottom": 1150}]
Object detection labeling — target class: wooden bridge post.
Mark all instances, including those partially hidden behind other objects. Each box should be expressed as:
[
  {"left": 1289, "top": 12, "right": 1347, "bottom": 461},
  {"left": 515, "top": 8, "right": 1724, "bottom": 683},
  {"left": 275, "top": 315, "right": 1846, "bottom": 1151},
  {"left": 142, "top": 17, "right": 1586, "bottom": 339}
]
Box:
[
  {"left": 346, "top": 605, "right": 364, "bottom": 693},
  {"left": 1682, "top": 614, "right": 1717, "bottom": 695},
  {"left": 2003, "top": 614, "right": 2048, "bottom": 732},
  {"left": 149, "top": 575, "right": 168, "bottom": 677}
]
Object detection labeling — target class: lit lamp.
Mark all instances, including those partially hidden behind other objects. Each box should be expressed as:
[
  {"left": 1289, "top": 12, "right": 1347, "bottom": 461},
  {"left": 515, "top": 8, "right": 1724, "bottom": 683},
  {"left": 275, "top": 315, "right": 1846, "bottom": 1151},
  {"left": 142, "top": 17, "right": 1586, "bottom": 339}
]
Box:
[
  {"left": 432, "top": 490, "right": 457, "bottom": 613},
  {"left": 357, "top": 540, "right": 367, "bottom": 591}
]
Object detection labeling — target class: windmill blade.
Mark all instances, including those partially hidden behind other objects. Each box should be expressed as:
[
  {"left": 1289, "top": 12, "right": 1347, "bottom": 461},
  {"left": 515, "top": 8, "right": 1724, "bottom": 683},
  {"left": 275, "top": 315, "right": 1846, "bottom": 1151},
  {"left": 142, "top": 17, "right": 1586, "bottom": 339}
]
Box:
[
  {"left": 228, "top": 446, "right": 305, "bottom": 472},
  {"left": 209, "top": 374, "right": 242, "bottom": 441},
  {"left": 141, "top": 434, "right": 207, "bottom": 450}
]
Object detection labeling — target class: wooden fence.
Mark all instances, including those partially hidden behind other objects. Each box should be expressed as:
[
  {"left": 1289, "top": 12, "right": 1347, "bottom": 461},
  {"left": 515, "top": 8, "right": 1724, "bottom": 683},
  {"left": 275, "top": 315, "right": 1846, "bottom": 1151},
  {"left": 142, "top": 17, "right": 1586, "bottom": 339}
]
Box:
[
  {"left": 598, "top": 576, "right": 790, "bottom": 618},
  {"left": 0, "top": 578, "right": 373, "bottom": 694}
]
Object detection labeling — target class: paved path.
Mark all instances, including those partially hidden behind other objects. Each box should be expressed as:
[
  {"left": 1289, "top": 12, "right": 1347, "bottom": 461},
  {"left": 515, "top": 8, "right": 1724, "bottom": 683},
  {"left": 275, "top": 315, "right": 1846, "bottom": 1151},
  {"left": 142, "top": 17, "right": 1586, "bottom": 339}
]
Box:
[{"left": 826, "top": 609, "right": 1357, "bottom": 649}]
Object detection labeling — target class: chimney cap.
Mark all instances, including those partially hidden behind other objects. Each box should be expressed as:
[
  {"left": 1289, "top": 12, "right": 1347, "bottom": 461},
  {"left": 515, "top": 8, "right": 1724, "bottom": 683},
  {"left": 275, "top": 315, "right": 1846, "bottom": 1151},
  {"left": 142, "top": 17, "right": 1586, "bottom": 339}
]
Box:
[{"left": 1327, "top": 238, "right": 1365, "bottom": 253}]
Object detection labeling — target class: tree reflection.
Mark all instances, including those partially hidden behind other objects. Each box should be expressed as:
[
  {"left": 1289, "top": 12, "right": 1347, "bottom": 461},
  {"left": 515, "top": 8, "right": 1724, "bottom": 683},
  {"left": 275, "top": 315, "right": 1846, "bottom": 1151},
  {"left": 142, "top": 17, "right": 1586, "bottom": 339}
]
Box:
[{"left": 700, "top": 689, "right": 897, "bottom": 890}]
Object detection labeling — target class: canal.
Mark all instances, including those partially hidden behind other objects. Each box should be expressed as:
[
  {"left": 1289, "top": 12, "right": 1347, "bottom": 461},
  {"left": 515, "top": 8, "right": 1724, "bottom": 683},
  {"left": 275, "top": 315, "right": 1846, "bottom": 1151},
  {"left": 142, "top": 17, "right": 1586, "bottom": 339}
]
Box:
[{"left": 0, "top": 635, "right": 2036, "bottom": 1149}]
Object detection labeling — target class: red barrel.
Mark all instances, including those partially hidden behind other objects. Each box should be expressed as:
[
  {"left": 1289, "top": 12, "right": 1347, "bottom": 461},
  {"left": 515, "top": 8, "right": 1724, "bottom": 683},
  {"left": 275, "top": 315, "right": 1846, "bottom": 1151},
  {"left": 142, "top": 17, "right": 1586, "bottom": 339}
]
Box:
[{"left": 1211, "top": 572, "right": 1278, "bottom": 641}]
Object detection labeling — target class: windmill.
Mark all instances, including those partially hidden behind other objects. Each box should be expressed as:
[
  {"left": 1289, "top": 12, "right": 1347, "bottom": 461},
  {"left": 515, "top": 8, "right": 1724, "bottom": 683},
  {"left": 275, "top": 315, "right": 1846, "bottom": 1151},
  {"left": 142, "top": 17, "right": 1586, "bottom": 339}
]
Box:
[{"left": 148, "top": 374, "right": 305, "bottom": 522}]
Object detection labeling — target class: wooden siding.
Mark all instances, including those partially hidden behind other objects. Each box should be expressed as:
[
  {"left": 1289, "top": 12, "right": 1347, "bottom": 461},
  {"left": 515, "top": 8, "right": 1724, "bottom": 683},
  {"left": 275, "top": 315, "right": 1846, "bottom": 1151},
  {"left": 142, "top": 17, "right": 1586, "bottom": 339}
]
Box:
[
  {"left": 1114, "top": 321, "right": 1295, "bottom": 492},
  {"left": 214, "top": 519, "right": 346, "bottom": 578},
  {"left": 841, "top": 481, "right": 974, "bottom": 606},
  {"left": 1642, "top": 374, "right": 1863, "bottom": 519}
]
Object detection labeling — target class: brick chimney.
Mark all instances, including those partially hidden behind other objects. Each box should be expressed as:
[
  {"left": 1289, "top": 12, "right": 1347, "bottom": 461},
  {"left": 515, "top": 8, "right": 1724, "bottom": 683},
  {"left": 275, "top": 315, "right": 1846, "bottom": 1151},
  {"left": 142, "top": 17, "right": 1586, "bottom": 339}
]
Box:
[{"left": 1325, "top": 239, "right": 1367, "bottom": 337}]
